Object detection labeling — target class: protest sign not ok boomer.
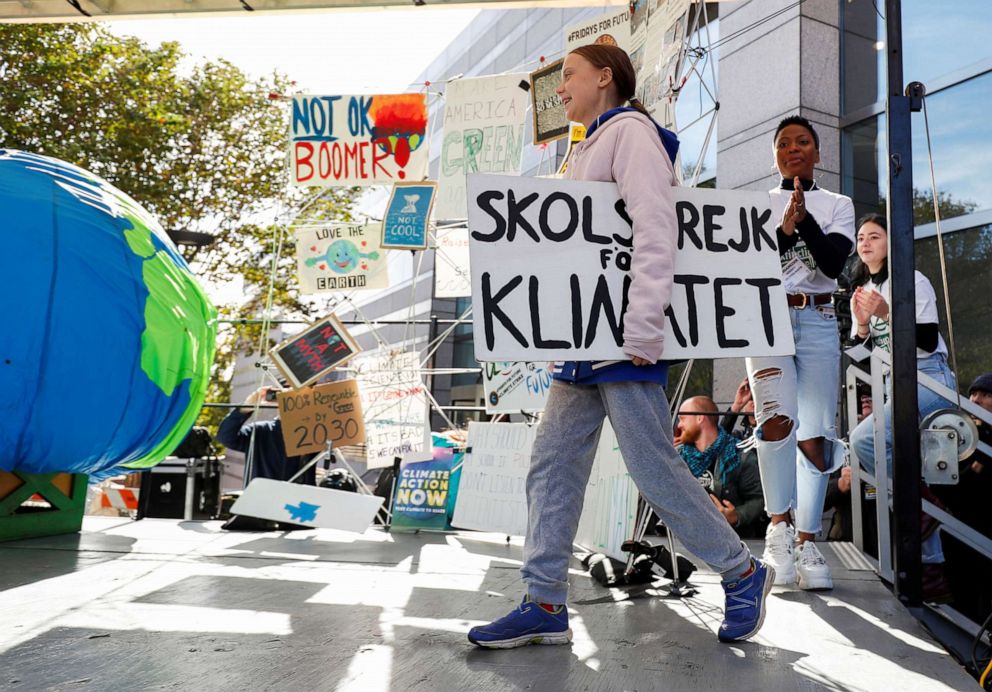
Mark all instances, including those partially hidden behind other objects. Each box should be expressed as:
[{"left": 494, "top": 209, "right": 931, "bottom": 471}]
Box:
[{"left": 467, "top": 174, "right": 795, "bottom": 361}]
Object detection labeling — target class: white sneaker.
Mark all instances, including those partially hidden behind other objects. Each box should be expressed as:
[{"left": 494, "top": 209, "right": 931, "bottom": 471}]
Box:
[
  {"left": 762, "top": 522, "right": 797, "bottom": 585},
  {"left": 796, "top": 541, "right": 833, "bottom": 590}
]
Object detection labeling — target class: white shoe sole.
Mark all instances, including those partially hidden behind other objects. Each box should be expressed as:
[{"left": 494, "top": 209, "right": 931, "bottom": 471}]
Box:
[
  {"left": 763, "top": 557, "right": 796, "bottom": 585},
  {"left": 469, "top": 629, "right": 573, "bottom": 649},
  {"left": 797, "top": 572, "right": 833, "bottom": 590}
]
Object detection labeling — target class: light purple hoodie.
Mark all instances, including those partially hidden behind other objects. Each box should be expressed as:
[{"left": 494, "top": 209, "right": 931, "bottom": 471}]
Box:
[{"left": 565, "top": 111, "right": 678, "bottom": 364}]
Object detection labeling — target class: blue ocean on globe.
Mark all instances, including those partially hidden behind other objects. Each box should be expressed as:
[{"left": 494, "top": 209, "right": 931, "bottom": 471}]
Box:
[{"left": 0, "top": 149, "right": 217, "bottom": 478}]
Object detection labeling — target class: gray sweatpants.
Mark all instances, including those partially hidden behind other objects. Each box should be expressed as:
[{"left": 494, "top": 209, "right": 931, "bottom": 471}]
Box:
[{"left": 521, "top": 379, "right": 752, "bottom": 604}]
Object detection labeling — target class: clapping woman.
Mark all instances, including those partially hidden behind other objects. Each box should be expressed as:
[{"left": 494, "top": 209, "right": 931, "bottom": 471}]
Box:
[
  {"left": 848, "top": 213, "right": 956, "bottom": 475},
  {"left": 745, "top": 116, "right": 856, "bottom": 591}
]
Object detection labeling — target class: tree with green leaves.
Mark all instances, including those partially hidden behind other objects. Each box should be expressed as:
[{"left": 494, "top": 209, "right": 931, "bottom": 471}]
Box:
[{"left": 0, "top": 23, "right": 360, "bottom": 428}]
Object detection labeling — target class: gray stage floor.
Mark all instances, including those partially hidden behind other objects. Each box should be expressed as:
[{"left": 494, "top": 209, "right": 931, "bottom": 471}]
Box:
[{"left": 0, "top": 517, "right": 975, "bottom": 691}]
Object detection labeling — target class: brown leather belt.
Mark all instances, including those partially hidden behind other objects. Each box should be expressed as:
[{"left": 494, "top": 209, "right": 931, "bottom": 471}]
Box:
[{"left": 786, "top": 293, "right": 832, "bottom": 309}]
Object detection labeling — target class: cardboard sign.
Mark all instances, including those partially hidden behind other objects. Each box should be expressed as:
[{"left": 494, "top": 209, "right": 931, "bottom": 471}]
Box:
[
  {"left": 433, "top": 225, "right": 472, "bottom": 298},
  {"left": 269, "top": 315, "right": 361, "bottom": 389},
  {"left": 529, "top": 59, "right": 569, "bottom": 146},
  {"left": 290, "top": 93, "right": 429, "bottom": 187},
  {"left": 451, "top": 422, "right": 537, "bottom": 536},
  {"left": 354, "top": 350, "right": 429, "bottom": 468},
  {"left": 482, "top": 361, "right": 553, "bottom": 414},
  {"left": 381, "top": 182, "right": 436, "bottom": 250},
  {"left": 436, "top": 74, "right": 530, "bottom": 220},
  {"left": 231, "top": 478, "right": 383, "bottom": 533},
  {"left": 277, "top": 380, "right": 366, "bottom": 456},
  {"left": 296, "top": 222, "right": 389, "bottom": 293},
  {"left": 467, "top": 174, "right": 795, "bottom": 361}
]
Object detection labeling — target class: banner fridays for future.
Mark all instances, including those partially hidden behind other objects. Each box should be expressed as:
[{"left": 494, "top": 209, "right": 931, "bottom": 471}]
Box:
[
  {"left": 467, "top": 174, "right": 796, "bottom": 362},
  {"left": 563, "top": 1, "right": 692, "bottom": 128}
]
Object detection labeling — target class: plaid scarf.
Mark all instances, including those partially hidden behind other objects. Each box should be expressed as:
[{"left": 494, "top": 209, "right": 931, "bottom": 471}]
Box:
[{"left": 679, "top": 428, "right": 741, "bottom": 487}]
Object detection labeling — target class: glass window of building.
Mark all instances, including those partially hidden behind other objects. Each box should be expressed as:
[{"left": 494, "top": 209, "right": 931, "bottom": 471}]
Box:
[
  {"left": 916, "top": 223, "right": 992, "bottom": 387},
  {"left": 910, "top": 71, "right": 992, "bottom": 224},
  {"left": 842, "top": 0, "right": 992, "bottom": 116},
  {"left": 842, "top": 114, "right": 886, "bottom": 219}
]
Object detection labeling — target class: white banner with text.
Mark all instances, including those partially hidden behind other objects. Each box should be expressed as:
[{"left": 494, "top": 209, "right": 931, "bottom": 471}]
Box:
[{"left": 467, "top": 174, "right": 794, "bottom": 361}]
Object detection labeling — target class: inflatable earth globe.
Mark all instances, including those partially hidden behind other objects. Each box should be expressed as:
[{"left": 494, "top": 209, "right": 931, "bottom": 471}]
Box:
[{"left": 0, "top": 150, "right": 216, "bottom": 478}]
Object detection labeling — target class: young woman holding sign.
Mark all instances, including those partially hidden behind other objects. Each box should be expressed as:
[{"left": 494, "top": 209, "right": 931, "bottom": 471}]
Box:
[
  {"left": 468, "top": 44, "right": 772, "bottom": 649},
  {"left": 744, "top": 116, "right": 856, "bottom": 591}
]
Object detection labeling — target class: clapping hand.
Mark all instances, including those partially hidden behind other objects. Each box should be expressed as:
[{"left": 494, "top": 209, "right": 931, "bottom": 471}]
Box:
[
  {"left": 851, "top": 286, "right": 872, "bottom": 327},
  {"left": 781, "top": 176, "right": 808, "bottom": 235},
  {"left": 853, "top": 287, "right": 889, "bottom": 321}
]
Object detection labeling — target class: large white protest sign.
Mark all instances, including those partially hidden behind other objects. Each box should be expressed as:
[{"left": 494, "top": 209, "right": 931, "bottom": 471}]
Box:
[
  {"left": 467, "top": 174, "right": 794, "bottom": 361},
  {"left": 452, "top": 419, "right": 638, "bottom": 552},
  {"left": 482, "top": 361, "right": 553, "bottom": 414},
  {"left": 290, "top": 93, "right": 429, "bottom": 187},
  {"left": 451, "top": 422, "right": 536, "bottom": 536},
  {"left": 437, "top": 74, "right": 530, "bottom": 220},
  {"left": 354, "top": 350, "right": 429, "bottom": 468},
  {"left": 575, "top": 421, "right": 639, "bottom": 561},
  {"left": 232, "top": 478, "right": 382, "bottom": 533},
  {"left": 433, "top": 226, "right": 472, "bottom": 298},
  {"left": 295, "top": 223, "right": 389, "bottom": 293}
]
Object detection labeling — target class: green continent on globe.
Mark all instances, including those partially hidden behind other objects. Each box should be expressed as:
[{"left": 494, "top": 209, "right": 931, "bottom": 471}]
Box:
[{"left": 121, "top": 212, "right": 217, "bottom": 468}]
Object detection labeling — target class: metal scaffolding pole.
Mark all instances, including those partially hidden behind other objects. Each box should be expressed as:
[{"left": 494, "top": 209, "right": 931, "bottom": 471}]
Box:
[{"left": 884, "top": 0, "right": 923, "bottom": 610}]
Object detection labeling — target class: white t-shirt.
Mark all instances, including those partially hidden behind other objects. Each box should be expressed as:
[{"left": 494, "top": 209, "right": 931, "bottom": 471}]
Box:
[
  {"left": 768, "top": 184, "right": 856, "bottom": 295},
  {"left": 850, "top": 270, "right": 948, "bottom": 359}
]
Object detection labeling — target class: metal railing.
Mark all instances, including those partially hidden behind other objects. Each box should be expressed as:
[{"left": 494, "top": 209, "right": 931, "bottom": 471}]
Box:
[{"left": 845, "top": 347, "right": 992, "bottom": 606}]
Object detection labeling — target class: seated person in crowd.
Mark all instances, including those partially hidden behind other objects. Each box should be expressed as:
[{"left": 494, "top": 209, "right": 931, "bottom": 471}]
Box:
[
  {"left": 962, "top": 373, "right": 992, "bottom": 485},
  {"left": 930, "top": 373, "right": 992, "bottom": 620},
  {"left": 676, "top": 395, "right": 767, "bottom": 538},
  {"left": 216, "top": 385, "right": 316, "bottom": 486}
]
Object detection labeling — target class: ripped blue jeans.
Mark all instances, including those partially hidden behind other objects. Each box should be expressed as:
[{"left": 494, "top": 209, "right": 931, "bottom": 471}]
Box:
[{"left": 746, "top": 302, "right": 844, "bottom": 535}]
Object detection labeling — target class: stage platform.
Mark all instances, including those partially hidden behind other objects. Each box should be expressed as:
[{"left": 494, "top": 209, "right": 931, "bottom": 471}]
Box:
[{"left": 0, "top": 517, "right": 976, "bottom": 690}]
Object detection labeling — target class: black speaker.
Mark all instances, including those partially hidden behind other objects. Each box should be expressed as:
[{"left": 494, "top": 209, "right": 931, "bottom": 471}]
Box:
[{"left": 138, "top": 459, "right": 221, "bottom": 520}]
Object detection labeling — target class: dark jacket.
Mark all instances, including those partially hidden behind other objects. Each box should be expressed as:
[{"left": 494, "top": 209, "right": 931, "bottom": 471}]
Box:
[
  {"left": 715, "top": 412, "right": 768, "bottom": 538},
  {"left": 708, "top": 448, "right": 766, "bottom": 538},
  {"left": 216, "top": 408, "right": 315, "bottom": 485}
]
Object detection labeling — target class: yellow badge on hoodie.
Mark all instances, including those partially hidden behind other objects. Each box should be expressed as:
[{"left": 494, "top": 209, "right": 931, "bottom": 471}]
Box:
[{"left": 555, "top": 122, "right": 587, "bottom": 177}]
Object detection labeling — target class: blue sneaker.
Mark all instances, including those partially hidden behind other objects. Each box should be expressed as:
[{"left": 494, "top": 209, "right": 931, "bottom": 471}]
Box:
[
  {"left": 467, "top": 596, "right": 573, "bottom": 649},
  {"left": 718, "top": 559, "right": 775, "bottom": 642}
]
